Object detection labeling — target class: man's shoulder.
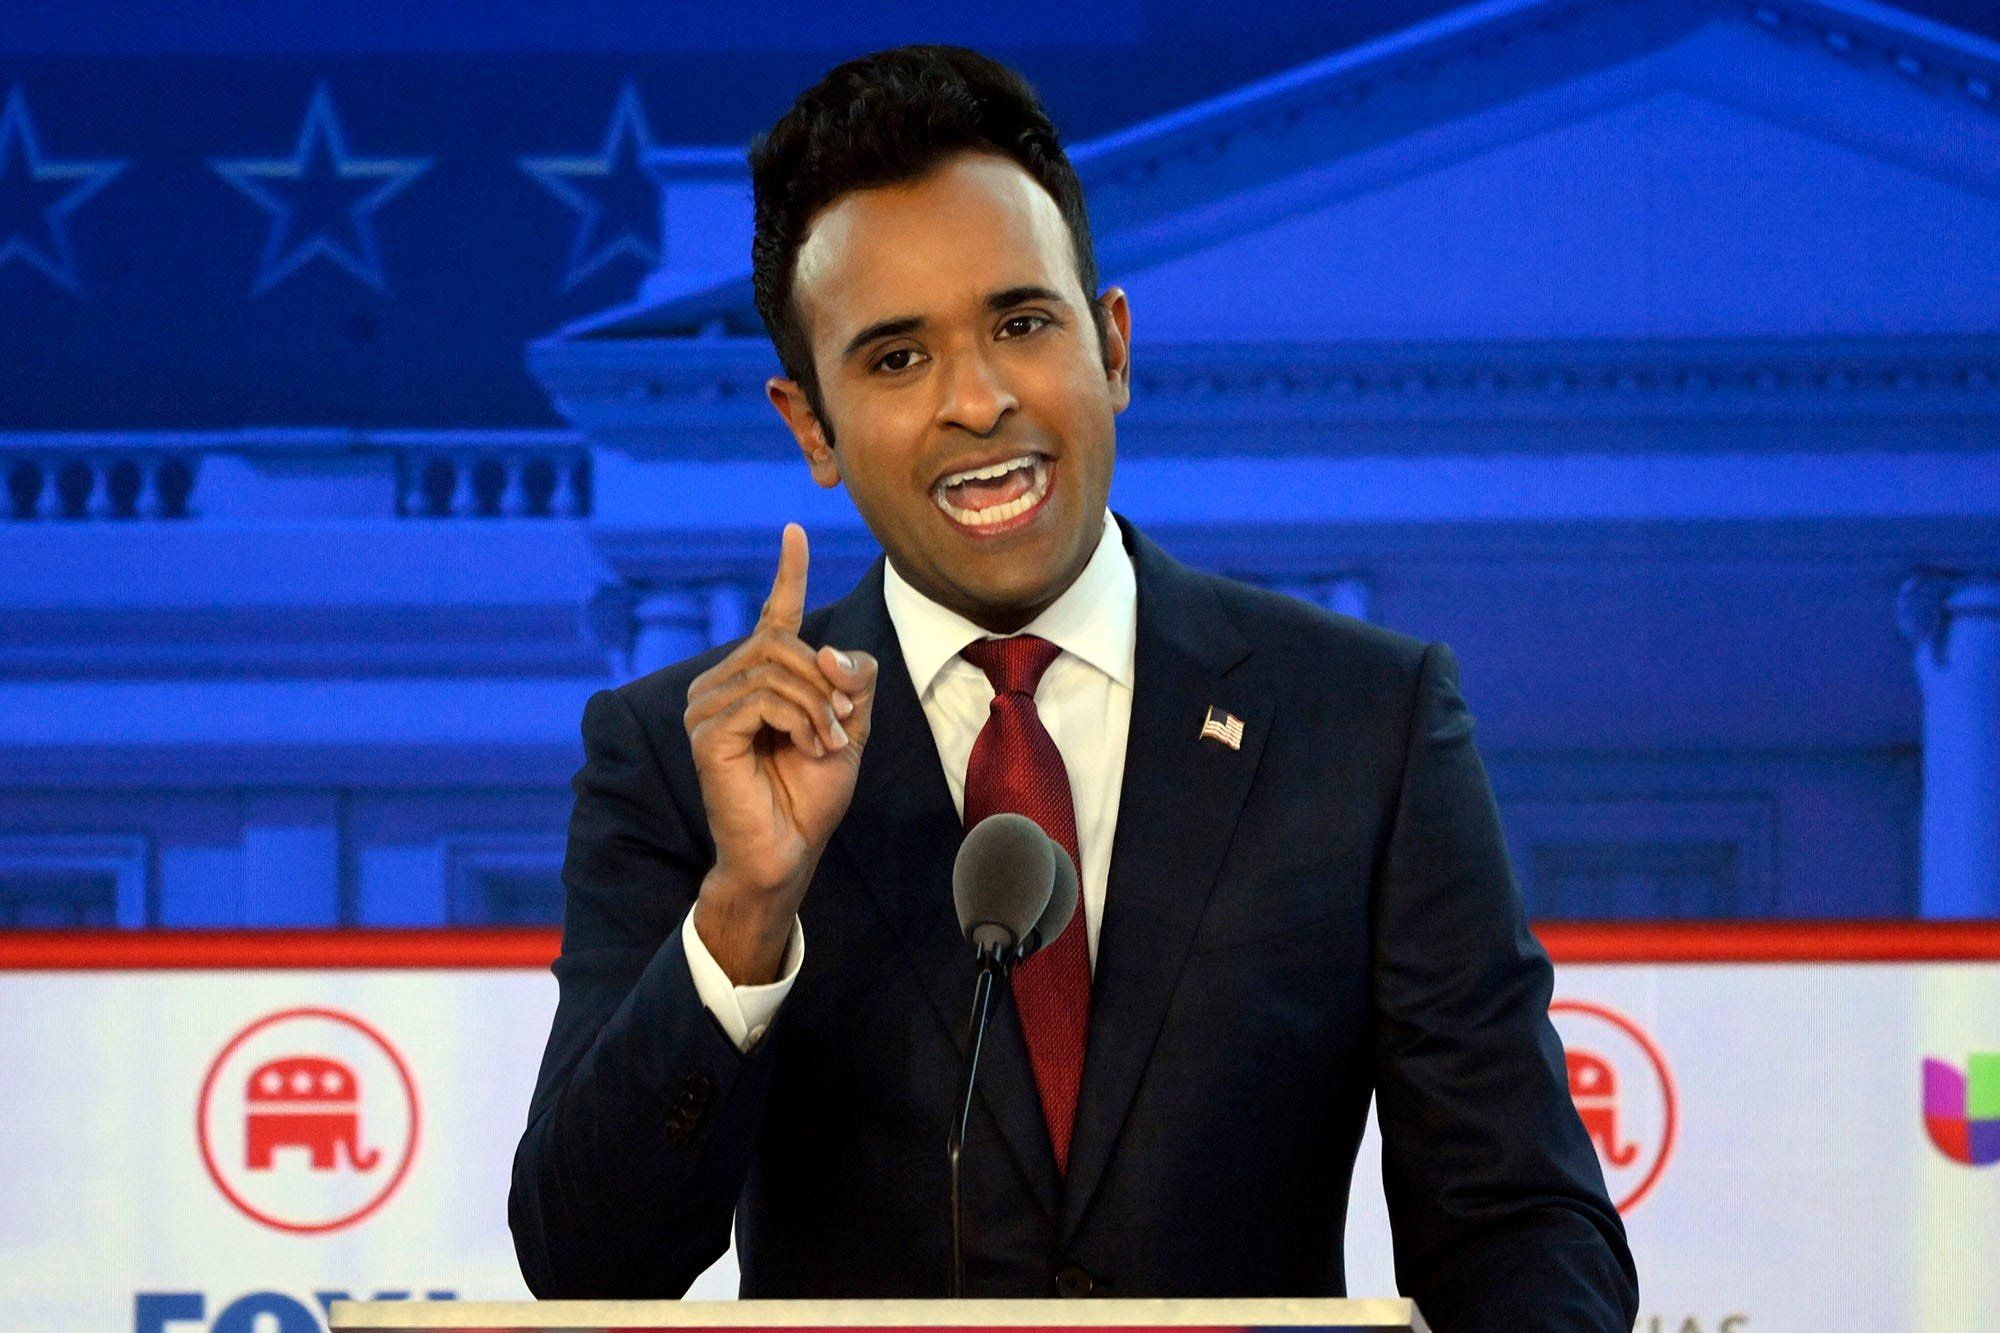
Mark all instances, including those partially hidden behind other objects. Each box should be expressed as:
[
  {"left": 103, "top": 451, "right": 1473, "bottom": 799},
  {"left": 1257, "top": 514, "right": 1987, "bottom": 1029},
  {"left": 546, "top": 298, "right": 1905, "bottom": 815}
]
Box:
[
  {"left": 1197, "top": 567, "right": 1430, "bottom": 688},
  {"left": 1123, "top": 517, "right": 1430, "bottom": 700}
]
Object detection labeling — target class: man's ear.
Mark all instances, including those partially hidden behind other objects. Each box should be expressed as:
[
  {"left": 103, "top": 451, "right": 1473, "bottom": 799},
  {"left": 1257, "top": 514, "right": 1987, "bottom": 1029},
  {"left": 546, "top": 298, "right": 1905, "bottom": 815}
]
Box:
[
  {"left": 1097, "top": 286, "right": 1132, "bottom": 413},
  {"left": 767, "top": 376, "right": 841, "bottom": 487}
]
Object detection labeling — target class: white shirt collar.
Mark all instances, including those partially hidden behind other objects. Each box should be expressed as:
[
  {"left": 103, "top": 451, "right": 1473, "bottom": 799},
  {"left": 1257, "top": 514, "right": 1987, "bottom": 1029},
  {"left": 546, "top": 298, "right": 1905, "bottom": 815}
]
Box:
[{"left": 883, "top": 509, "right": 1136, "bottom": 698}]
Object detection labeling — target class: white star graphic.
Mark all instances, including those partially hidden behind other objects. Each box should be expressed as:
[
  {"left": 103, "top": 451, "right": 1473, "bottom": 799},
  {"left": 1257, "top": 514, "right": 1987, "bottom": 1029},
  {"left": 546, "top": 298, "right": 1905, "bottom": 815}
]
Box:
[
  {"left": 519, "top": 80, "right": 664, "bottom": 292},
  {"left": 0, "top": 85, "right": 127, "bottom": 296},
  {"left": 209, "top": 82, "right": 431, "bottom": 298}
]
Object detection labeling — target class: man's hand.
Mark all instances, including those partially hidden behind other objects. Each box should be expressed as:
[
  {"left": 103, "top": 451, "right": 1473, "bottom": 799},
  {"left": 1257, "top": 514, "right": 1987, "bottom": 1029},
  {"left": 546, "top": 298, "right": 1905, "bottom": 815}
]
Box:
[{"left": 684, "top": 523, "right": 879, "bottom": 984}]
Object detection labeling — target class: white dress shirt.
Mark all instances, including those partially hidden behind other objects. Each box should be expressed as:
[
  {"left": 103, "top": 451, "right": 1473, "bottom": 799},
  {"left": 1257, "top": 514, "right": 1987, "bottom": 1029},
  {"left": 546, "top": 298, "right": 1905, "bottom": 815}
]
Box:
[{"left": 683, "top": 510, "right": 1137, "bottom": 1052}]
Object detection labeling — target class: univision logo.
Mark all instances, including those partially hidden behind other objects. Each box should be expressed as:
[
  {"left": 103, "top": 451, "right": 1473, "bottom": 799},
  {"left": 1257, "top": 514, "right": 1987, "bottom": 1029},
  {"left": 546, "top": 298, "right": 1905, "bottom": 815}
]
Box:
[{"left": 1923, "top": 1053, "right": 2000, "bottom": 1167}]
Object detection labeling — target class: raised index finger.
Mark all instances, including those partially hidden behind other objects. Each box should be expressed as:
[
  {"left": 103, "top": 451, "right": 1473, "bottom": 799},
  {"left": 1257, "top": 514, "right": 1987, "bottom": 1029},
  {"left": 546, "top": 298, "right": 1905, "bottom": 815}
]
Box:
[{"left": 761, "top": 522, "right": 809, "bottom": 632}]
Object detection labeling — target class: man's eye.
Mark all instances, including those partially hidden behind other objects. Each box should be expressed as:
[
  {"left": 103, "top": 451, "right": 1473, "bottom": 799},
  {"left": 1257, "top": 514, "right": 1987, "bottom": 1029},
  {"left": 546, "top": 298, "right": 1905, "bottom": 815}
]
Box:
[
  {"left": 998, "top": 313, "right": 1050, "bottom": 338},
  {"left": 874, "top": 348, "right": 924, "bottom": 373}
]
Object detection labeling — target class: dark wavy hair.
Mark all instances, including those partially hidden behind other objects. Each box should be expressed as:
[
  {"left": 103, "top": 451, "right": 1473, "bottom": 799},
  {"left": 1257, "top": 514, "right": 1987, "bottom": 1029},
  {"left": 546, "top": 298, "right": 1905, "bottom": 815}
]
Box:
[{"left": 749, "top": 45, "right": 1103, "bottom": 429}]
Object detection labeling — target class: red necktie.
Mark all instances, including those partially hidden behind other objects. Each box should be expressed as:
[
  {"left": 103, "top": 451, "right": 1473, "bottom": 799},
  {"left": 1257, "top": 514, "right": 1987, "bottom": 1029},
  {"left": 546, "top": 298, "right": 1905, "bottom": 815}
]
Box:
[{"left": 959, "top": 634, "right": 1092, "bottom": 1173}]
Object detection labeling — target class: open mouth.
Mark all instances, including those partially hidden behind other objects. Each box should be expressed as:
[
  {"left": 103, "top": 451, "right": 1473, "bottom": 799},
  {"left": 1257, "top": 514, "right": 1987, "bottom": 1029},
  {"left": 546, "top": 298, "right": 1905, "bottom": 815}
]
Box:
[{"left": 931, "top": 453, "right": 1052, "bottom": 530}]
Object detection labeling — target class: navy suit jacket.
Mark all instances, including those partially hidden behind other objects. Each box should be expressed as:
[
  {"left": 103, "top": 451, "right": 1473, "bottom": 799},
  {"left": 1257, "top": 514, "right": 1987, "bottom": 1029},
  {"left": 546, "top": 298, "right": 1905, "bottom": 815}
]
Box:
[{"left": 511, "top": 515, "right": 1638, "bottom": 1330}]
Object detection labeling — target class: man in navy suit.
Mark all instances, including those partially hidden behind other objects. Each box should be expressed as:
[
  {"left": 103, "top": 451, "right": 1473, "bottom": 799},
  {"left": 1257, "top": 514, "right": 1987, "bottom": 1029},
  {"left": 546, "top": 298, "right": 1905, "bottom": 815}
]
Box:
[{"left": 511, "top": 45, "right": 1637, "bottom": 1330}]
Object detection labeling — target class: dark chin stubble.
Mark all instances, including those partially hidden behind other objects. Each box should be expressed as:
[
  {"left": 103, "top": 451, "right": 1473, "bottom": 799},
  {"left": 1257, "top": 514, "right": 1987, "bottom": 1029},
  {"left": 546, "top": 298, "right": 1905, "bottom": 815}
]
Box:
[{"left": 990, "top": 515, "right": 1095, "bottom": 623}]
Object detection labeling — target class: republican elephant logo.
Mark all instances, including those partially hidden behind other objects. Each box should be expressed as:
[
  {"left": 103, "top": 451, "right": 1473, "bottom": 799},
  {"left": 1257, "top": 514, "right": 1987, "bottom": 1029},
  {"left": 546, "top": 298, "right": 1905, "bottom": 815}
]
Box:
[
  {"left": 199, "top": 1007, "right": 419, "bottom": 1234},
  {"left": 1565, "top": 1049, "right": 1640, "bottom": 1168},
  {"left": 243, "top": 1055, "right": 382, "bottom": 1171},
  {"left": 1549, "top": 999, "right": 1677, "bottom": 1214}
]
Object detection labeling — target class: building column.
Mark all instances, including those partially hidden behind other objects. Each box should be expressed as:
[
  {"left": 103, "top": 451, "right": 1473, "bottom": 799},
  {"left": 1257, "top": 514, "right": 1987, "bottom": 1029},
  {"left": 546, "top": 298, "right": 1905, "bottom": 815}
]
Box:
[
  {"left": 631, "top": 589, "right": 712, "bottom": 679},
  {"left": 240, "top": 791, "right": 342, "bottom": 926},
  {"left": 1899, "top": 573, "right": 2000, "bottom": 917},
  {"left": 590, "top": 578, "right": 754, "bottom": 679}
]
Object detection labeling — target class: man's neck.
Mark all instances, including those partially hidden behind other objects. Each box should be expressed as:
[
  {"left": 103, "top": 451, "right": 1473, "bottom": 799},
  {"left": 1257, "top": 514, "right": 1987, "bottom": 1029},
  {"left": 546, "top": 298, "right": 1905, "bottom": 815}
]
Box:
[
  {"left": 893, "top": 551, "right": 1094, "bottom": 637},
  {"left": 883, "top": 512, "right": 1136, "bottom": 701}
]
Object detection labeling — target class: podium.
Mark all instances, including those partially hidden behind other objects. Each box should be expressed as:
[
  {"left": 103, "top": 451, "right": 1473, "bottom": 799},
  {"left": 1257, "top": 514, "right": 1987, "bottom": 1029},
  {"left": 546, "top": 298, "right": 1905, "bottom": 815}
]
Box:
[{"left": 329, "top": 1298, "right": 1430, "bottom": 1333}]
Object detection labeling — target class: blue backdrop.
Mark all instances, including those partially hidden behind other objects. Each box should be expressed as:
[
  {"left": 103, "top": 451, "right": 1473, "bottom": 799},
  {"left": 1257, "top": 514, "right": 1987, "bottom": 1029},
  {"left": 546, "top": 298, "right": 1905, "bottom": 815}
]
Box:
[{"left": 5, "top": 0, "right": 2000, "bottom": 928}]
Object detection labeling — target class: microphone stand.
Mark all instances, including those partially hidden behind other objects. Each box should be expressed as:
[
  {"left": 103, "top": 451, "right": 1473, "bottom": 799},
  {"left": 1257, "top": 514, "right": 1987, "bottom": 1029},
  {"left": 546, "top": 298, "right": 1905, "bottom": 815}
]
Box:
[{"left": 948, "top": 941, "right": 1014, "bottom": 1298}]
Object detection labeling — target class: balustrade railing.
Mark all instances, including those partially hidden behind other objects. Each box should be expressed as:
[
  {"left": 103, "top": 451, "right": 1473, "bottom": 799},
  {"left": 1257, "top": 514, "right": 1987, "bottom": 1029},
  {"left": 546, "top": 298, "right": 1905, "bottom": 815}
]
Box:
[
  {"left": 5, "top": 454, "right": 198, "bottom": 521},
  {"left": 1, "top": 432, "right": 592, "bottom": 522},
  {"left": 395, "top": 449, "right": 592, "bottom": 519}
]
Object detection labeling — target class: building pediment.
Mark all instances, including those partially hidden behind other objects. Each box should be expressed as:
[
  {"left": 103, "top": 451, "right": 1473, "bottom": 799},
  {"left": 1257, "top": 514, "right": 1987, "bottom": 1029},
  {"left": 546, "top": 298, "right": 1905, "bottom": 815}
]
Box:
[
  {"left": 547, "top": 0, "right": 2000, "bottom": 349},
  {"left": 1120, "top": 23, "right": 2000, "bottom": 342}
]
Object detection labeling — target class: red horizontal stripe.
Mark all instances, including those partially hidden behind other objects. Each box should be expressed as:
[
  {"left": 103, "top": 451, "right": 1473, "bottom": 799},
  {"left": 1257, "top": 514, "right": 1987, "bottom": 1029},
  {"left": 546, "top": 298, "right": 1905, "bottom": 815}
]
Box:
[
  {"left": 1, "top": 921, "right": 1999, "bottom": 970},
  {"left": 0, "top": 928, "right": 561, "bottom": 970},
  {"left": 1535, "top": 920, "right": 2000, "bottom": 963}
]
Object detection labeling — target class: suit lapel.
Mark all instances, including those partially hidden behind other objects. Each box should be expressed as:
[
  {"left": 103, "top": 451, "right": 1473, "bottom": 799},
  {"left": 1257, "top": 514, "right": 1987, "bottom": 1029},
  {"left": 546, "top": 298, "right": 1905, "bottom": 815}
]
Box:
[
  {"left": 822, "top": 563, "right": 1063, "bottom": 1222},
  {"left": 1058, "top": 518, "right": 1271, "bottom": 1243}
]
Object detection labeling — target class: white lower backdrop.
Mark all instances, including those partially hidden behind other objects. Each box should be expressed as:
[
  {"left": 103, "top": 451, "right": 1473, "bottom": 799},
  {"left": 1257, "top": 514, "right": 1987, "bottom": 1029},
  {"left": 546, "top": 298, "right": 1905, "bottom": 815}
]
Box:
[{"left": 4, "top": 953, "right": 1995, "bottom": 1330}]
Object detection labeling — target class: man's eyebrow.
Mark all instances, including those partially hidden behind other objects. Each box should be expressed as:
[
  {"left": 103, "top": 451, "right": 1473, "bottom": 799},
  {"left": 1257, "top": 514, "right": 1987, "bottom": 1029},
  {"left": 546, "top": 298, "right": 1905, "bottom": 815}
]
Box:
[
  {"left": 841, "top": 315, "right": 924, "bottom": 363},
  {"left": 839, "top": 287, "right": 1070, "bottom": 363},
  {"left": 986, "top": 284, "right": 1067, "bottom": 311}
]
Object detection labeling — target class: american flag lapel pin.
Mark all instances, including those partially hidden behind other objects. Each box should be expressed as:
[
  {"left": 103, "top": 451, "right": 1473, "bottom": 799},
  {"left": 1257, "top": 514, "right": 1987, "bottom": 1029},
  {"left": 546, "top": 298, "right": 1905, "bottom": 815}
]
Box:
[{"left": 1198, "top": 705, "right": 1245, "bottom": 751}]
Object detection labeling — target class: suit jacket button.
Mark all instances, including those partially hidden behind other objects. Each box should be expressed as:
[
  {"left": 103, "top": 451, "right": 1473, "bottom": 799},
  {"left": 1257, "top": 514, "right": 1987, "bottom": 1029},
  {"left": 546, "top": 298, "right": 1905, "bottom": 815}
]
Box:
[{"left": 1055, "top": 1265, "right": 1093, "bottom": 1298}]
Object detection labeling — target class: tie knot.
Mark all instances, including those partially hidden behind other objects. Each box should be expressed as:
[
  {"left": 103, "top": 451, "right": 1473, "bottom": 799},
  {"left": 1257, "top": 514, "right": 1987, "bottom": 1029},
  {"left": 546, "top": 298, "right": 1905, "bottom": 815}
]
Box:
[{"left": 960, "top": 633, "right": 1062, "bottom": 697}]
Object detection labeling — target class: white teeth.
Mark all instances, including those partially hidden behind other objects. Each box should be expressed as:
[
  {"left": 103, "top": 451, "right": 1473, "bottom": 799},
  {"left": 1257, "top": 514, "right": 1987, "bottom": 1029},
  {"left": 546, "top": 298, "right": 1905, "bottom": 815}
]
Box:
[
  {"left": 934, "top": 457, "right": 1050, "bottom": 528},
  {"left": 938, "top": 454, "right": 1036, "bottom": 488}
]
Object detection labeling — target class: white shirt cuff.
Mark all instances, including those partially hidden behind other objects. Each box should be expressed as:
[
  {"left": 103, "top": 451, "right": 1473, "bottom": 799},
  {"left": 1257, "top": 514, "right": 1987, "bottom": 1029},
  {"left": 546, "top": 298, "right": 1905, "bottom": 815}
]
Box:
[{"left": 681, "top": 905, "right": 804, "bottom": 1053}]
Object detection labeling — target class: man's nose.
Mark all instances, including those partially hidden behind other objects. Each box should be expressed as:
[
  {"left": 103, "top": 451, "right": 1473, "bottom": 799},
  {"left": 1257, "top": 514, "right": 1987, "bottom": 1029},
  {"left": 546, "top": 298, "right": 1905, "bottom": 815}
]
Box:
[{"left": 935, "top": 346, "right": 1018, "bottom": 436}]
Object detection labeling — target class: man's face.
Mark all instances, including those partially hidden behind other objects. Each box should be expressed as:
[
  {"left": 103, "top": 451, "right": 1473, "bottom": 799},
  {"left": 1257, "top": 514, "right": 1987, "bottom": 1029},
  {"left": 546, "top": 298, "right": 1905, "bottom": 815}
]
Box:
[{"left": 768, "top": 151, "right": 1131, "bottom": 634}]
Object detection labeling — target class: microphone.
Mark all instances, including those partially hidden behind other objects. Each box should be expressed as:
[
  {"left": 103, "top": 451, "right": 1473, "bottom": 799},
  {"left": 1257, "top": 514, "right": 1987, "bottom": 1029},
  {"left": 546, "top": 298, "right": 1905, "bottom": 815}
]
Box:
[
  {"left": 1023, "top": 829, "right": 1079, "bottom": 961},
  {"left": 947, "top": 812, "right": 1071, "bottom": 1297},
  {"left": 952, "top": 811, "right": 1058, "bottom": 960}
]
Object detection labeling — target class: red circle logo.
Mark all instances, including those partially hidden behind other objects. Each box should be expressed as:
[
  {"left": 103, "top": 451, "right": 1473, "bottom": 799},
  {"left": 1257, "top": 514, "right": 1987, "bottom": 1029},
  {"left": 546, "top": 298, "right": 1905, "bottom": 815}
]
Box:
[
  {"left": 1549, "top": 999, "right": 1677, "bottom": 1214},
  {"left": 196, "top": 1007, "right": 420, "bottom": 1234}
]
